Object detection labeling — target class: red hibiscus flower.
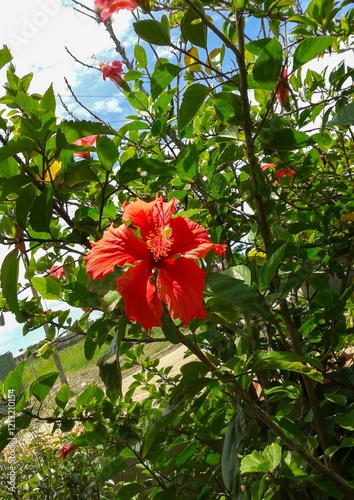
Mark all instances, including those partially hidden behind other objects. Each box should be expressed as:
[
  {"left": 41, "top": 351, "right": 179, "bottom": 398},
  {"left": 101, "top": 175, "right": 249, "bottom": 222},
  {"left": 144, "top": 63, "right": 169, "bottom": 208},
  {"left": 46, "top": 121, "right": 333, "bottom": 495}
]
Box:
[
  {"left": 95, "top": 0, "right": 140, "bottom": 22},
  {"left": 48, "top": 265, "right": 66, "bottom": 278},
  {"left": 58, "top": 443, "right": 78, "bottom": 460},
  {"left": 261, "top": 163, "right": 276, "bottom": 172},
  {"left": 73, "top": 135, "right": 97, "bottom": 160},
  {"left": 276, "top": 68, "right": 290, "bottom": 108},
  {"left": 85, "top": 196, "right": 226, "bottom": 331},
  {"left": 100, "top": 60, "right": 125, "bottom": 87},
  {"left": 261, "top": 163, "right": 295, "bottom": 185},
  {"left": 275, "top": 168, "right": 296, "bottom": 185}
]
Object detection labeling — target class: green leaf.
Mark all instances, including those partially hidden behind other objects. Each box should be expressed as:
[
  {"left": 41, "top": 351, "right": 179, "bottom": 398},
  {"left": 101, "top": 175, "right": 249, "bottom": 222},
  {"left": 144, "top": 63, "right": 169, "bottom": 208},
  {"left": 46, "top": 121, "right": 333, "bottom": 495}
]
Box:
[
  {"left": 176, "top": 143, "right": 199, "bottom": 180},
  {"left": 64, "top": 162, "right": 99, "bottom": 188},
  {"left": 30, "top": 372, "right": 59, "bottom": 403},
  {"left": 0, "top": 414, "right": 31, "bottom": 452},
  {"left": 119, "top": 157, "right": 175, "bottom": 184},
  {"left": 96, "top": 135, "right": 118, "bottom": 171},
  {"left": 324, "top": 393, "right": 347, "bottom": 407},
  {"left": 0, "top": 139, "right": 38, "bottom": 163},
  {"left": 261, "top": 128, "right": 315, "bottom": 151},
  {"left": 4, "top": 360, "right": 26, "bottom": 396},
  {"left": 58, "top": 120, "right": 116, "bottom": 145},
  {"left": 178, "top": 83, "right": 210, "bottom": 132},
  {"left": 0, "top": 174, "right": 32, "bottom": 199},
  {"left": 180, "top": 361, "right": 210, "bottom": 382},
  {"left": 252, "top": 352, "right": 323, "bottom": 382},
  {"left": 31, "top": 276, "right": 62, "bottom": 300},
  {"left": 134, "top": 44, "right": 147, "bottom": 68},
  {"left": 1, "top": 249, "right": 22, "bottom": 321},
  {"left": 260, "top": 243, "right": 287, "bottom": 290},
  {"left": 206, "top": 273, "right": 273, "bottom": 320},
  {"left": 222, "top": 412, "right": 246, "bottom": 499},
  {"left": 117, "top": 484, "right": 145, "bottom": 499},
  {"left": 97, "top": 317, "right": 127, "bottom": 396},
  {"left": 16, "top": 183, "right": 37, "bottom": 228},
  {"left": 151, "top": 63, "right": 181, "bottom": 100},
  {"left": 214, "top": 92, "right": 243, "bottom": 125},
  {"left": 84, "top": 318, "right": 114, "bottom": 360},
  {"left": 334, "top": 410, "right": 354, "bottom": 431},
  {"left": 0, "top": 157, "right": 20, "bottom": 178},
  {"left": 181, "top": 5, "right": 208, "bottom": 49},
  {"left": 101, "top": 290, "right": 121, "bottom": 313},
  {"left": 253, "top": 38, "right": 283, "bottom": 90},
  {"left": 0, "top": 45, "right": 12, "bottom": 70},
  {"left": 293, "top": 36, "right": 336, "bottom": 70},
  {"left": 133, "top": 20, "right": 171, "bottom": 46},
  {"left": 95, "top": 458, "right": 126, "bottom": 482},
  {"left": 76, "top": 384, "right": 99, "bottom": 408},
  {"left": 55, "top": 383, "right": 70, "bottom": 409},
  {"left": 73, "top": 430, "right": 107, "bottom": 446},
  {"left": 222, "top": 266, "right": 251, "bottom": 286},
  {"left": 161, "top": 309, "right": 181, "bottom": 344},
  {"left": 41, "top": 84, "right": 56, "bottom": 113},
  {"left": 29, "top": 184, "right": 52, "bottom": 232},
  {"left": 240, "top": 443, "right": 282, "bottom": 473},
  {"left": 126, "top": 91, "right": 149, "bottom": 111},
  {"left": 327, "top": 103, "right": 354, "bottom": 126}
]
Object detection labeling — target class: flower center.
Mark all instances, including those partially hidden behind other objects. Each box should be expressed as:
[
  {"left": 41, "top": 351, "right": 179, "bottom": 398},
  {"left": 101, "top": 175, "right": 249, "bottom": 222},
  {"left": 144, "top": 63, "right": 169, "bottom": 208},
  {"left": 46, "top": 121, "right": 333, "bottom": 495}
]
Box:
[{"left": 147, "top": 227, "right": 173, "bottom": 261}]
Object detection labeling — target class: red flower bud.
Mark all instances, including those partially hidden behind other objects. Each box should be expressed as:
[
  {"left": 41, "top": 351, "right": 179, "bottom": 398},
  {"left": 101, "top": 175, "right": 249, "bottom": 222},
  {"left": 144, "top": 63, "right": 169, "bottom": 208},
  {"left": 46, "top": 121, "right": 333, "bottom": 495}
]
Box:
[
  {"left": 58, "top": 443, "right": 78, "bottom": 460},
  {"left": 276, "top": 68, "right": 290, "bottom": 108}
]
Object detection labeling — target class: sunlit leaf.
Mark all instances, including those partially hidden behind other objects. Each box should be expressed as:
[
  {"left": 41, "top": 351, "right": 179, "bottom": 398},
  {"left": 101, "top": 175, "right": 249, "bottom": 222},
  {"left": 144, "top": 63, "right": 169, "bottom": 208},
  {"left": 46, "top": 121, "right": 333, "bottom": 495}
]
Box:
[
  {"left": 181, "top": 4, "right": 207, "bottom": 49},
  {"left": 253, "top": 38, "right": 283, "bottom": 90},
  {"left": 31, "top": 276, "right": 62, "bottom": 300},
  {"left": 0, "top": 44, "right": 12, "bottom": 70},
  {"left": 293, "top": 36, "right": 336, "bottom": 69},
  {"left": 178, "top": 83, "right": 209, "bottom": 131},
  {"left": 327, "top": 103, "right": 354, "bottom": 126},
  {"left": 29, "top": 185, "right": 52, "bottom": 232},
  {"left": 206, "top": 273, "right": 273, "bottom": 320},
  {"left": 184, "top": 47, "right": 202, "bottom": 72},
  {"left": 31, "top": 372, "right": 59, "bottom": 403},
  {"left": 133, "top": 20, "right": 171, "bottom": 46},
  {"left": 1, "top": 249, "right": 22, "bottom": 321}
]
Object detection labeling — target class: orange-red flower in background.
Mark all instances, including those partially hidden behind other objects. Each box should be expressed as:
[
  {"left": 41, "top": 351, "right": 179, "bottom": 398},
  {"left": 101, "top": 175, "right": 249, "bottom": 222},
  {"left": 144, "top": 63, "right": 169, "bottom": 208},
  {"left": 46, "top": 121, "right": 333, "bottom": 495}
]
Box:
[
  {"left": 73, "top": 135, "right": 97, "bottom": 160},
  {"left": 95, "top": 0, "right": 140, "bottom": 22},
  {"left": 275, "top": 168, "right": 296, "bottom": 185},
  {"left": 58, "top": 443, "right": 78, "bottom": 460},
  {"left": 261, "top": 163, "right": 295, "bottom": 185},
  {"left": 276, "top": 68, "right": 290, "bottom": 108},
  {"left": 261, "top": 163, "right": 276, "bottom": 172},
  {"left": 48, "top": 265, "right": 66, "bottom": 278},
  {"left": 85, "top": 196, "right": 226, "bottom": 330},
  {"left": 100, "top": 60, "right": 125, "bottom": 87}
]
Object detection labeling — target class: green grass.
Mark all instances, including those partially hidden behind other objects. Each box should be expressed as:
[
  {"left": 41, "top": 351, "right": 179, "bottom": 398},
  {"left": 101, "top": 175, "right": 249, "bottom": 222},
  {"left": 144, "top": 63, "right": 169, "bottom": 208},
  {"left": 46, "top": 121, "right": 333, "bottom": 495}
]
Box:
[{"left": 22, "top": 333, "right": 170, "bottom": 389}]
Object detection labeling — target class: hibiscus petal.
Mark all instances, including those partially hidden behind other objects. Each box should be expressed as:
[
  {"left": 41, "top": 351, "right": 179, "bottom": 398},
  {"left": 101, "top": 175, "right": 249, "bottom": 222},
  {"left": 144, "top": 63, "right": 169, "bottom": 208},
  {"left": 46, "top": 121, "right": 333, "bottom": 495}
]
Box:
[
  {"left": 85, "top": 224, "right": 149, "bottom": 280},
  {"left": 169, "top": 217, "right": 226, "bottom": 259},
  {"left": 95, "top": 0, "right": 140, "bottom": 22},
  {"left": 157, "top": 258, "right": 207, "bottom": 326},
  {"left": 122, "top": 196, "right": 177, "bottom": 239},
  {"left": 116, "top": 261, "right": 162, "bottom": 330}
]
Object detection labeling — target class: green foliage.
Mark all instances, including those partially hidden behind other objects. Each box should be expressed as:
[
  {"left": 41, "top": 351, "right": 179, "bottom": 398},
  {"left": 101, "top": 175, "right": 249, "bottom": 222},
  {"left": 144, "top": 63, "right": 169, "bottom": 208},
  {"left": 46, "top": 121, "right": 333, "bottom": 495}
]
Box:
[{"left": 0, "top": 0, "right": 354, "bottom": 498}]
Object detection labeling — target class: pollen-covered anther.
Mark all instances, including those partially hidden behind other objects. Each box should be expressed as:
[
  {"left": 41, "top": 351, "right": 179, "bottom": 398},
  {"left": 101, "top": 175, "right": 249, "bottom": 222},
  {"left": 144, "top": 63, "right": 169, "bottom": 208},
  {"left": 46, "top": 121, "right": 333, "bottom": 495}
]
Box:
[{"left": 147, "top": 227, "right": 174, "bottom": 261}]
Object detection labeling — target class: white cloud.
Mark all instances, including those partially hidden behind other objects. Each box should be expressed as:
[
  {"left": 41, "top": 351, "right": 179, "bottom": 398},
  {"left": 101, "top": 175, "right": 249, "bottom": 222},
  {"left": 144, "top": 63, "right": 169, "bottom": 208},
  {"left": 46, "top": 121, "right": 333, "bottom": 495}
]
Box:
[{"left": 0, "top": 0, "right": 135, "bottom": 101}]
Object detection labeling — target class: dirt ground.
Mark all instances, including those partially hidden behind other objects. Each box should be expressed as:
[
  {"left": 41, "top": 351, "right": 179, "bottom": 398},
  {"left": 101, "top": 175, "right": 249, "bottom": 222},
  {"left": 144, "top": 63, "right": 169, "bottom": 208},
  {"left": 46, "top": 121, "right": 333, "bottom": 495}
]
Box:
[{"left": 66, "top": 343, "right": 195, "bottom": 398}]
